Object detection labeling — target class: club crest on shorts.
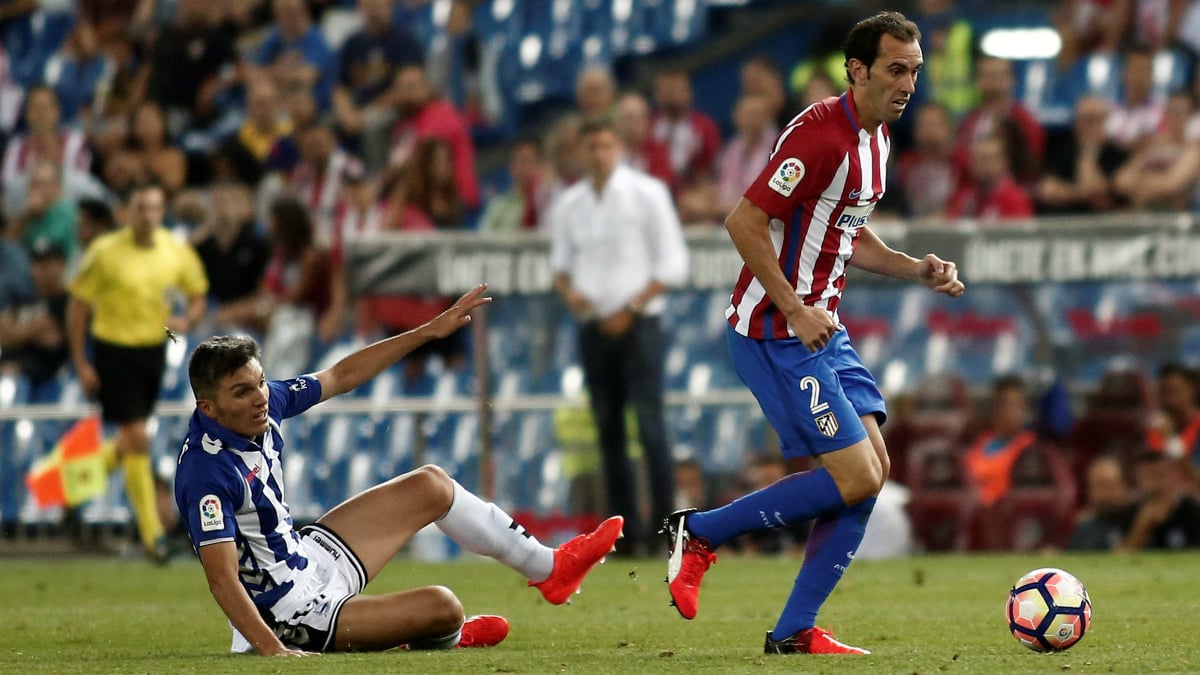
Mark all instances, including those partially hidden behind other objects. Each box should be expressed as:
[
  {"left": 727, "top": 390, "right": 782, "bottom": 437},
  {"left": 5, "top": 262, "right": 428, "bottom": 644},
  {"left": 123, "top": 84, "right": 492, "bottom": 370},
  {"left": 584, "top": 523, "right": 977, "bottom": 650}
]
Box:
[{"left": 815, "top": 411, "right": 840, "bottom": 438}]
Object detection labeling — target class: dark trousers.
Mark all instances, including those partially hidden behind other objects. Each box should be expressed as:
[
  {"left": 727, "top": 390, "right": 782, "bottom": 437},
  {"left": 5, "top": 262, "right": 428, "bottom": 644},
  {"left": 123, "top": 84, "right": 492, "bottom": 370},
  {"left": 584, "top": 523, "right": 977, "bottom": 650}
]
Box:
[{"left": 579, "top": 315, "right": 674, "bottom": 550}]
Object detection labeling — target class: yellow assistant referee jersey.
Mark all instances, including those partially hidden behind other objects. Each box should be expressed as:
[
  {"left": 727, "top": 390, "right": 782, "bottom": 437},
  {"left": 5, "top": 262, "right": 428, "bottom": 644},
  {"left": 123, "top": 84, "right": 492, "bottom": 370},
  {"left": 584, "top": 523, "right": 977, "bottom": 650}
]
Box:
[{"left": 69, "top": 227, "right": 209, "bottom": 347}]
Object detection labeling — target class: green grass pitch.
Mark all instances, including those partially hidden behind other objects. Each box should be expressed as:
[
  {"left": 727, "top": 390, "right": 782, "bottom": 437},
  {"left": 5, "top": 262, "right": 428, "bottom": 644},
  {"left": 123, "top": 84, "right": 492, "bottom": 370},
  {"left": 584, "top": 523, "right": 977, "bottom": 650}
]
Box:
[{"left": 1, "top": 551, "right": 1196, "bottom": 673}]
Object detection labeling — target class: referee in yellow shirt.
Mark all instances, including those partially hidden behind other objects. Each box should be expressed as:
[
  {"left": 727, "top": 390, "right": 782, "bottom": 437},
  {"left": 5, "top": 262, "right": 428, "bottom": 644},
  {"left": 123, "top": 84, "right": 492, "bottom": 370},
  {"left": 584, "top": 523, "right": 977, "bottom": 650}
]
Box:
[{"left": 67, "top": 182, "right": 209, "bottom": 562}]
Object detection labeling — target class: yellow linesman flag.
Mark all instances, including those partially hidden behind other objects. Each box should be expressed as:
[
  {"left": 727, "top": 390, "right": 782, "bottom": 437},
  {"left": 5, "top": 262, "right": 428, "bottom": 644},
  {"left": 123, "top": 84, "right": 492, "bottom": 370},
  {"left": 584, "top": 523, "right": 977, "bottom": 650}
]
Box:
[{"left": 25, "top": 417, "right": 108, "bottom": 508}]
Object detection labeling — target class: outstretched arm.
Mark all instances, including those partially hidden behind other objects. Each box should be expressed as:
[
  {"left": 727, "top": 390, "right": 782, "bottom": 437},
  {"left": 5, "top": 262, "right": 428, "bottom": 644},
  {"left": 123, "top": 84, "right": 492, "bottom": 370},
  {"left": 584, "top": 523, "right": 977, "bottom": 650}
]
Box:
[
  {"left": 313, "top": 284, "right": 491, "bottom": 402},
  {"left": 851, "top": 227, "right": 965, "bottom": 297}
]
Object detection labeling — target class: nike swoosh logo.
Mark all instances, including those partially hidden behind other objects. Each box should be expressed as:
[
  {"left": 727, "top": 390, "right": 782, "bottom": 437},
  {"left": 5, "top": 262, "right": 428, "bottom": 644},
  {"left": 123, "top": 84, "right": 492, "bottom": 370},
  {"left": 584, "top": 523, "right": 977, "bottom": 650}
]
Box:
[
  {"left": 847, "top": 550, "right": 856, "bottom": 560},
  {"left": 848, "top": 189, "right": 863, "bottom": 200}
]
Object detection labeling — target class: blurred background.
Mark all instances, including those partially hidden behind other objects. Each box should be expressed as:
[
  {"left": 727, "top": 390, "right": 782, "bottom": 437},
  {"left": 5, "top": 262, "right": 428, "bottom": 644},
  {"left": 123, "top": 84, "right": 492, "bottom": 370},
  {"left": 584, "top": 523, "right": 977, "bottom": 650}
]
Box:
[{"left": 1, "top": 0, "right": 1199, "bottom": 559}]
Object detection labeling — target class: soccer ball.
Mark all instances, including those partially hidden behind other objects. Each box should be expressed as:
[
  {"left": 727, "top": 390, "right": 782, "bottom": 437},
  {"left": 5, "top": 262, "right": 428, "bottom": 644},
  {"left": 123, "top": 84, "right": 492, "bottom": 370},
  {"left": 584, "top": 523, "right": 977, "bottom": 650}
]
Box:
[{"left": 1006, "top": 567, "right": 1091, "bottom": 652}]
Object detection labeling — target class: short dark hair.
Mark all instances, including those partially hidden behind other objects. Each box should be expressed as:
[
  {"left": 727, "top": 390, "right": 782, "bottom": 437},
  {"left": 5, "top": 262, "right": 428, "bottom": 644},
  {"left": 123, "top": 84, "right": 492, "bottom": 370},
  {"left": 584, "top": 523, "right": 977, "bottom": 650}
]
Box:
[
  {"left": 189, "top": 335, "right": 262, "bottom": 401},
  {"left": 843, "top": 11, "right": 921, "bottom": 84},
  {"left": 78, "top": 198, "right": 115, "bottom": 228},
  {"left": 579, "top": 115, "right": 616, "bottom": 137},
  {"left": 992, "top": 374, "right": 1026, "bottom": 397},
  {"left": 128, "top": 180, "right": 163, "bottom": 201}
]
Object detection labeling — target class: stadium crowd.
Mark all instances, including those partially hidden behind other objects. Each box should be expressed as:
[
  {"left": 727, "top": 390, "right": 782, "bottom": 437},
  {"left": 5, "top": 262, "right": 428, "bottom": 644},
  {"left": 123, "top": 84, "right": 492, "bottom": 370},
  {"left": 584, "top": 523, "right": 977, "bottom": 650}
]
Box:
[{"left": 1, "top": 0, "right": 1199, "bottom": 554}]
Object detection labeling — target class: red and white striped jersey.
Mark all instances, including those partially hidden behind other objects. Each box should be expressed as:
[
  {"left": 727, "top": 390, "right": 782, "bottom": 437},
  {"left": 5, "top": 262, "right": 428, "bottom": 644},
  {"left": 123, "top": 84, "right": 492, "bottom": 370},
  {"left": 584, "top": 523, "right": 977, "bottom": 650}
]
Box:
[
  {"left": 1, "top": 129, "right": 91, "bottom": 186},
  {"left": 727, "top": 90, "right": 889, "bottom": 340}
]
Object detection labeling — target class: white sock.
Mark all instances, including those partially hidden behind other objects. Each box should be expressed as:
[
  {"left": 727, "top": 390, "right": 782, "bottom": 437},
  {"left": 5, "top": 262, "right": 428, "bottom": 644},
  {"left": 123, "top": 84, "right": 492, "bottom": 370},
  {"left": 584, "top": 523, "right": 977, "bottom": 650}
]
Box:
[{"left": 436, "top": 480, "right": 555, "bottom": 582}]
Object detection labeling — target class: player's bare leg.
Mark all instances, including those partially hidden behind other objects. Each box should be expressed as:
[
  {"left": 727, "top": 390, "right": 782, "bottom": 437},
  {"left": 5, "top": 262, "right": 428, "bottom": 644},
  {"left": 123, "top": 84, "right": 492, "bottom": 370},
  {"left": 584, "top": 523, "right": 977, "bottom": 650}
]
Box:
[
  {"left": 333, "top": 586, "right": 464, "bottom": 651},
  {"left": 315, "top": 465, "right": 455, "bottom": 581}
]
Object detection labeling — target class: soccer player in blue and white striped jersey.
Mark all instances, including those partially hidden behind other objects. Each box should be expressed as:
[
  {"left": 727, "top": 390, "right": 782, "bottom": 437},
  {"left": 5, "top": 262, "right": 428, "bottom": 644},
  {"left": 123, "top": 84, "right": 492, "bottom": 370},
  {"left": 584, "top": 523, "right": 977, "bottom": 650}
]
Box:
[{"left": 175, "top": 284, "right": 624, "bottom": 656}]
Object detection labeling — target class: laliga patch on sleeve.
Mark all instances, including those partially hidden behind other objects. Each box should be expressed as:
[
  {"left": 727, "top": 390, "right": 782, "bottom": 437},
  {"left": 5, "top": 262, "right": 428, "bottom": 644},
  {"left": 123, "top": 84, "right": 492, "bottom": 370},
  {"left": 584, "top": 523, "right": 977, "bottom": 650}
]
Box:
[
  {"left": 768, "top": 158, "right": 805, "bottom": 196},
  {"left": 200, "top": 494, "right": 225, "bottom": 532}
]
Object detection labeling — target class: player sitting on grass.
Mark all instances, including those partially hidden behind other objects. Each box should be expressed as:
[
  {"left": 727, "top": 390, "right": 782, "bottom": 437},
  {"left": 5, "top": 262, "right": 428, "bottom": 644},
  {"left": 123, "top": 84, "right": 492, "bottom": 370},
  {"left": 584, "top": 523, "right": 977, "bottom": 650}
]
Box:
[{"left": 175, "top": 284, "right": 624, "bottom": 656}]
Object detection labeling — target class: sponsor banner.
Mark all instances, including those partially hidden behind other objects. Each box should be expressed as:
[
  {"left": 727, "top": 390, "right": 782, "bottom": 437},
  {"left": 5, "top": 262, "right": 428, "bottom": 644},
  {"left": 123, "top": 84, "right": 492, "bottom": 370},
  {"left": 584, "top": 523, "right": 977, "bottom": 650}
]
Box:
[{"left": 344, "top": 218, "right": 1200, "bottom": 295}]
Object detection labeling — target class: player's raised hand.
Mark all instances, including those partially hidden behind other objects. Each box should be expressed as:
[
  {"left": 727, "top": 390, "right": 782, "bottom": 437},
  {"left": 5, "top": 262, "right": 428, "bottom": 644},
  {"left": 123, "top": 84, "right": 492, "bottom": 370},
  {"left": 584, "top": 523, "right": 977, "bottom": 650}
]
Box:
[
  {"left": 427, "top": 283, "right": 493, "bottom": 338},
  {"left": 785, "top": 304, "right": 840, "bottom": 352},
  {"left": 917, "top": 254, "right": 965, "bottom": 297}
]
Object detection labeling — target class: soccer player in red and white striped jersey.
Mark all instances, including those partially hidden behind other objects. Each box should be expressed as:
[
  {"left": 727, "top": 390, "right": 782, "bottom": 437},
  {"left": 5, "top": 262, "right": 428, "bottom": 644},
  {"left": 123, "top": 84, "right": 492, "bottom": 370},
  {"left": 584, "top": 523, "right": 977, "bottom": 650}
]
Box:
[{"left": 665, "top": 11, "right": 965, "bottom": 656}]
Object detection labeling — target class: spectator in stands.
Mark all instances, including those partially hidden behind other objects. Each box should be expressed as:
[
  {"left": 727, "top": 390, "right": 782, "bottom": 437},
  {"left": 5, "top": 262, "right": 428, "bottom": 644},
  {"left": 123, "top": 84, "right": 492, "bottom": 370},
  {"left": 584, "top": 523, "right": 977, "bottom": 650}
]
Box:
[
  {"left": 43, "top": 18, "right": 110, "bottom": 125},
  {"left": 574, "top": 65, "right": 617, "bottom": 120},
  {"left": 740, "top": 54, "right": 789, "bottom": 128},
  {"left": 893, "top": 102, "right": 957, "bottom": 219},
  {"left": 67, "top": 181, "right": 209, "bottom": 563},
  {"left": 286, "top": 121, "right": 364, "bottom": 244},
  {"left": 1053, "top": 0, "right": 1126, "bottom": 67},
  {"left": 651, "top": 68, "right": 721, "bottom": 185},
  {"left": 910, "top": 0, "right": 975, "bottom": 120},
  {"left": 334, "top": 0, "right": 424, "bottom": 168},
  {"left": 0, "top": 238, "right": 69, "bottom": 392},
  {"left": 952, "top": 56, "right": 1045, "bottom": 185},
  {"left": 0, "top": 216, "right": 33, "bottom": 314},
  {"left": 254, "top": 0, "right": 337, "bottom": 111},
  {"left": 192, "top": 182, "right": 271, "bottom": 333},
  {"left": 677, "top": 92, "right": 776, "bottom": 224},
  {"left": 614, "top": 92, "right": 674, "bottom": 190},
  {"left": 946, "top": 134, "right": 1034, "bottom": 221},
  {"left": 2, "top": 86, "right": 92, "bottom": 208},
  {"left": 479, "top": 137, "right": 549, "bottom": 233},
  {"left": 1067, "top": 455, "right": 1138, "bottom": 551},
  {"left": 103, "top": 101, "right": 188, "bottom": 201},
  {"left": 8, "top": 160, "right": 78, "bottom": 259},
  {"left": 260, "top": 196, "right": 335, "bottom": 334},
  {"left": 1118, "top": 450, "right": 1200, "bottom": 550},
  {"left": 388, "top": 63, "right": 480, "bottom": 210},
  {"left": 963, "top": 376, "right": 1040, "bottom": 508},
  {"left": 1106, "top": 45, "right": 1164, "bottom": 149},
  {"left": 1036, "top": 94, "right": 1129, "bottom": 214},
  {"left": 217, "top": 77, "right": 291, "bottom": 187},
  {"left": 543, "top": 113, "right": 585, "bottom": 205},
  {"left": 1146, "top": 363, "right": 1200, "bottom": 464},
  {"left": 1112, "top": 89, "right": 1200, "bottom": 210},
  {"left": 549, "top": 116, "right": 689, "bottom": 555},
  {"left": 402, "top": 137, "right": 465, "bottom": 228},
  {"left": 144, "top": 0, "right": 238, "bottom": 133}
]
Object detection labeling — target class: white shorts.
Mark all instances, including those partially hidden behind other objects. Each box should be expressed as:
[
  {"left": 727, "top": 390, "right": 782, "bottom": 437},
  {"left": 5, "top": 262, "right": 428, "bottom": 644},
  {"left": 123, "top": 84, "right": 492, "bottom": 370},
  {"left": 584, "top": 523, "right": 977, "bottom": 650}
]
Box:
[{"left": 231, "top": 524, "right": 368, "bottom": 653}]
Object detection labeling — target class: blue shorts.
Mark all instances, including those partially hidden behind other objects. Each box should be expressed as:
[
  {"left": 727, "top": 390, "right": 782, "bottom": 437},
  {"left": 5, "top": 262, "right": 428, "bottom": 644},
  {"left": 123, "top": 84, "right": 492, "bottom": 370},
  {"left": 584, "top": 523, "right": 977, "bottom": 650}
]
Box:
[{"left": 726, "top": 325, "right": 886, "bottom": 459}]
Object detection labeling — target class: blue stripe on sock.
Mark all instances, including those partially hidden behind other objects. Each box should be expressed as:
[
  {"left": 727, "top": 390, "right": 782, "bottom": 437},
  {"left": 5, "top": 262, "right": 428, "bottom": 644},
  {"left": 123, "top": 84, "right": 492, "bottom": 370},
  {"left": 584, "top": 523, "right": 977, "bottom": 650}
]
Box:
[
  {"left": 770, "top": 497, "right": 876, "bottom": 640},
  {"left": 687, "top": 468, "right": 845, "bottom": 549}
]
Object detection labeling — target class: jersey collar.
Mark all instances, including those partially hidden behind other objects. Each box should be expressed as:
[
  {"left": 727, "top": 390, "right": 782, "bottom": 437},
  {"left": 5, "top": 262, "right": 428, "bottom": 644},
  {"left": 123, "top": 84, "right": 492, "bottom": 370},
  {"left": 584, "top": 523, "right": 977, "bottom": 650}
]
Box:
[
  {"left": 192, "top": 408, "right": 262, "bottom": 454},
  {"left": 840, "top": 90, "right": 862, "bottom": 135}
]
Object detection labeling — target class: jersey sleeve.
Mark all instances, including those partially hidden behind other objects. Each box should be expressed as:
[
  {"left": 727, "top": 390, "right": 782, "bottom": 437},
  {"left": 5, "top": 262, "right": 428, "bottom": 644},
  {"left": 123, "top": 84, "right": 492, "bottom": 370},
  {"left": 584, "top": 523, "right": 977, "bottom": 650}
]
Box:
[
  {"left": 177, "top": 459, "right": 244, "bottom": 548},
  {"left": 68, "top": 239, "right": 105, "bottom": 304},
  {"left": 743, "top": 123, "right": 831, "bottom": 221},
  {"left": 269, "top": 375, "right": 323, "bottom": 420}
]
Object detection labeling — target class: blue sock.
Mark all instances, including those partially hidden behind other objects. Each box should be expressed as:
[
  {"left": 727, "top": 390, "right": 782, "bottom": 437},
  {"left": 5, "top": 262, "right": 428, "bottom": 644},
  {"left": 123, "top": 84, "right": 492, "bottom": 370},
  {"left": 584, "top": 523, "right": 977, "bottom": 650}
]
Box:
[
  {"left": 770, "top": 497, "right": 876, "bottom": 640},
  {"left": 687, "top": 469, "right": 845, "bottom": 549}
]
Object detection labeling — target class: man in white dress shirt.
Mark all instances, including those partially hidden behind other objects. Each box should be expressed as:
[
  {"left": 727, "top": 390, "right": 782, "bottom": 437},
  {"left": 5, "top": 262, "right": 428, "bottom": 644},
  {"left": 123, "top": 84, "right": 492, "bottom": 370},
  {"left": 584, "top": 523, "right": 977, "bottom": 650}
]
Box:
[{"left": 549, "top": 116, "right": 690, "bottom": 555}]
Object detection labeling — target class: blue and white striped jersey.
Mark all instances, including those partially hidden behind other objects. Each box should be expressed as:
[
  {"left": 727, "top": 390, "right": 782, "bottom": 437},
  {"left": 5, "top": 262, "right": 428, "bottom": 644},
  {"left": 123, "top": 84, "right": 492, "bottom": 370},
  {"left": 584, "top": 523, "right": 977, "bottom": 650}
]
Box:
[{"left": 174, "top": 375, "right": 323, "bottom": 611}]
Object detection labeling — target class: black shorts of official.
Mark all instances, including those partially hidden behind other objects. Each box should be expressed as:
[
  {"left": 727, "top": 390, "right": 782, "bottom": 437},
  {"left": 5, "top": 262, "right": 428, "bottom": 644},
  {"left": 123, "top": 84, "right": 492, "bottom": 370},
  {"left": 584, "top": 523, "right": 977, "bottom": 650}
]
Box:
[{"left": 92, "top": 339, "right": 166, "bottom": 424}]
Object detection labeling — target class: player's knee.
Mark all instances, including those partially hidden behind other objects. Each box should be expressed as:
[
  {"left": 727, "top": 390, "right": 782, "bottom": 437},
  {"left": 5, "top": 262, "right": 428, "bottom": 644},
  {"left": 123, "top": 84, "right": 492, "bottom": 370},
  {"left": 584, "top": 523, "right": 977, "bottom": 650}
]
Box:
[
  {"left": 838, "top": 462, "right": 885, "bottom": 504},
  {"left": 425, "top": 585, "right": 465, "bottom": 636},
  {"left": 411, "top": 464, "right": 455, "bottom": 512}
]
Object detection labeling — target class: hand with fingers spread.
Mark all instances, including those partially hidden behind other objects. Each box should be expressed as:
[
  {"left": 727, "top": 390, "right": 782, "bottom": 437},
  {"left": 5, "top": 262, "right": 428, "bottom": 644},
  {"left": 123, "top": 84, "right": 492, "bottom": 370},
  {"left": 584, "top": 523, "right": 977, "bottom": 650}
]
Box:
[
  {"left": 426, "top": 283, "right": 493, "bottom": 338},
  {"left": 917, "top": 254, "right": 966, "bottom": 297}
]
